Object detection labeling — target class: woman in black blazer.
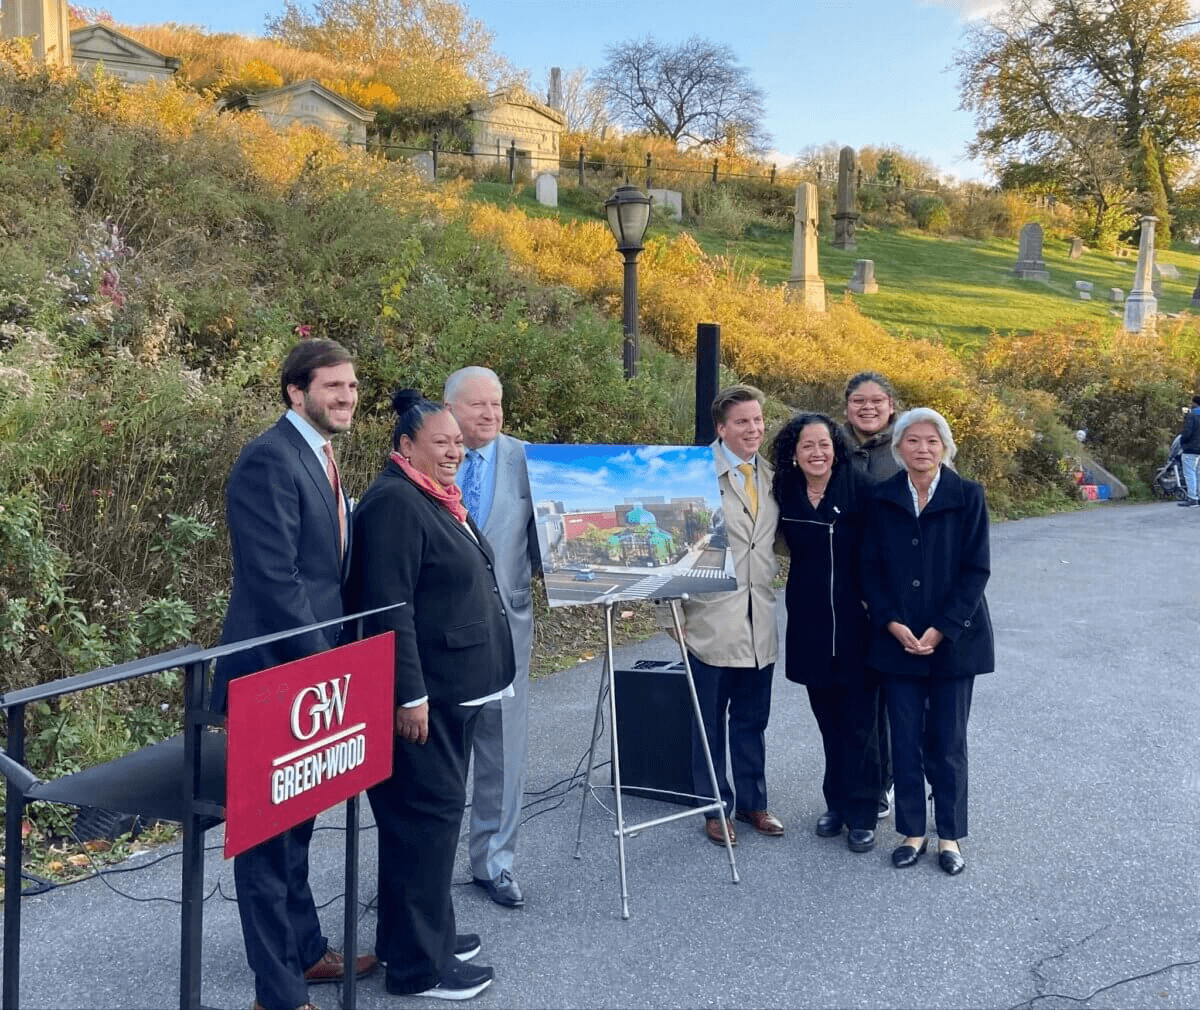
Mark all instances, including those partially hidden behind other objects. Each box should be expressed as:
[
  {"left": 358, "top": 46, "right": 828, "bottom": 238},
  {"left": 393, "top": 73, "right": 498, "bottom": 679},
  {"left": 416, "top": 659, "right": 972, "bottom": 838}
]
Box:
[
  {"left": 773, "top": 413, "right": 881, "bottom": 854},
  {"left": 860, "top": 408, "right": 993, "bottom": 876},
  {"left": 345, "top": 390, "right": 514, "bottom": 1000}
]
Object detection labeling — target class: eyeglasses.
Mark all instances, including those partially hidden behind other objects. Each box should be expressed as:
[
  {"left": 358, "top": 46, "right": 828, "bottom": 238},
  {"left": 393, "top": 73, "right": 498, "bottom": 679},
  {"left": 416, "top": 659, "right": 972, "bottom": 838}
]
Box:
[{"left": 848, "top": 396, "right": 890, "bottom": 408}]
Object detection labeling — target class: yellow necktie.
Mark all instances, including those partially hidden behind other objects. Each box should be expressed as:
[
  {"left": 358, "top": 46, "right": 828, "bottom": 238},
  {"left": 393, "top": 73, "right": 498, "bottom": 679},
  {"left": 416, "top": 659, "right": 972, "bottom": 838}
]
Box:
[{"left": 737, "top": 462, "right": 758, "bottom": 519}]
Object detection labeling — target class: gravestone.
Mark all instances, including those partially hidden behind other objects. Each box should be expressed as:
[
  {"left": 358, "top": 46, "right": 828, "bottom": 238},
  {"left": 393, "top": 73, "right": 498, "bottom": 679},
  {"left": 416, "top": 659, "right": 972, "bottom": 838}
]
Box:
[
  {"left": 786, "top": 183, "right": 825, "bottom": 311},
  {"left": 847, "top": 259, "right": 879, "bottom": 294},
  {"left": 1155, "top": 261, "right": 1180, "bottom": 280},
  {"left": 1123, "top": 216, "right": 1158, "bottom": 334},
  {"left": 535, "top": 172, "right": 558, "bottom": 208},
  {"left": 1075, "top": 280, "right": 1093, "bottom": 300},
  {"left": 832, "top": 146, "right": 859, "bottom": 250},
  {"left": 1013, "top": 223, "right": 1049, "bottom": 281},
  {"left": 410, "top": 152, "right": 435, "bottom": 182},
  {"left": 548, "top": 67, "right": 563, "bottom": 111},
  {"left": 1068, "top": 237, "right": 1084, "bottom": 260},
  {"left": 1, "top": 0, "right": 71, "bottom": 64},
  {"left": 648, "top": 188, "right": 683, "bottom": 221},
  {"left": 1191, "top": 275, "right": 1200, "bottom": 307},
  {"left": 1111, "top": 288, "right": 1124, "bottom": 303}
]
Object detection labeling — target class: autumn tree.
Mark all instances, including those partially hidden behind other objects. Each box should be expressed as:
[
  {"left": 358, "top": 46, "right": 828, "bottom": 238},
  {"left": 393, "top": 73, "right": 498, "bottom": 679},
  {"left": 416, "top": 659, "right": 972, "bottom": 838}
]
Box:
[
  {"left": 265, "top": 0, "right": 518, "bottom": 110},
  {"left": 955, "top": 0, "right": 1200, "bottom": 241},
  {"left": 594, "top": 35, "right": 769, "bottom": 152}
]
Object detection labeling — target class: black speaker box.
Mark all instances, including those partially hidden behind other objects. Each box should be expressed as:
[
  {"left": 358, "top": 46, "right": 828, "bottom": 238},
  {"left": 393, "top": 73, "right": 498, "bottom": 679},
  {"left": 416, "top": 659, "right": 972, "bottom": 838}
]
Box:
[{"left": 611, "top": 660, "right": 694, "bottom": 805}]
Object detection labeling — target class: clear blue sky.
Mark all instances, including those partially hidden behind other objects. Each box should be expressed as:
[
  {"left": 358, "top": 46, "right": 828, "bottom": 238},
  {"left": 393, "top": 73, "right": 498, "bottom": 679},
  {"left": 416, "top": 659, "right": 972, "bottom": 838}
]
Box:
[
  {"left": 526, "top": 445, "right": 721, "bottom": 512},
  {"left": 99, "top": 0, "right": 1000, "bottom": 179}
]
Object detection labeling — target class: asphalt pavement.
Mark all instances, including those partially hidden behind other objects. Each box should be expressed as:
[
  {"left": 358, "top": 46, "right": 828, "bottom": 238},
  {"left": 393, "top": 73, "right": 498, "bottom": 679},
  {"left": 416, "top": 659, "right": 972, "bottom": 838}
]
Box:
[{"left": 3, "top": 501, "right": 1198, "bottom": 1009}]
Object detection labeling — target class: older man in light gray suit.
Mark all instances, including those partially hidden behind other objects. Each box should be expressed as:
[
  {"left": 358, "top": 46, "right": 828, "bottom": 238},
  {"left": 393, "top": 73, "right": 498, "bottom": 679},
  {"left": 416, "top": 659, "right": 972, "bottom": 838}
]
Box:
[{"left": 444, "top": 366, "right": 539, "bottom": 909}]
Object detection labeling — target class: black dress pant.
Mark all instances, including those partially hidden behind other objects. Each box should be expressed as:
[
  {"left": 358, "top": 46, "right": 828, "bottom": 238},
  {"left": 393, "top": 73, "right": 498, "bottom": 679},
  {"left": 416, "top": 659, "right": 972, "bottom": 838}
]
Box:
[
  {"left": 689, "top": 653, "right": 773, "bottom": 816},
  {"left": 806, "top": 679, "right": 882, "bottom": 830},
  {"left": 233, "top": 819, "right": 327, "bottom": 1010},
  {"left": 368, "top": 700, "right": 480, "bottom": 994},
  {"left": 885, "top": 674, "right": 974, "bottom": 840}
]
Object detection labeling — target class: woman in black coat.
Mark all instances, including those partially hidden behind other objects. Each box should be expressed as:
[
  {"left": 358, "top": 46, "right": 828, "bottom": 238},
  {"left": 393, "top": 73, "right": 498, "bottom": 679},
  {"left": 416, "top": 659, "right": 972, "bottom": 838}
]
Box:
[
  {"left": 344, "top": 389, "right": 514, "bottom": 1000},
  {"left": 773, "top": 413, "right": 881, "bottom": 854},
  {"left": 860, "top": 407, "right": 993, "bottom": 876}
]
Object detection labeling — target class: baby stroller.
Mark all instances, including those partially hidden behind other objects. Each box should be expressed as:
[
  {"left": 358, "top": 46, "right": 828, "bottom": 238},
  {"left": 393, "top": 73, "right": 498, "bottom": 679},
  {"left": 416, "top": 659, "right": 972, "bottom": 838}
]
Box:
[{"left": 1151, "top": 435, "right": 1188, "bottom": 500}]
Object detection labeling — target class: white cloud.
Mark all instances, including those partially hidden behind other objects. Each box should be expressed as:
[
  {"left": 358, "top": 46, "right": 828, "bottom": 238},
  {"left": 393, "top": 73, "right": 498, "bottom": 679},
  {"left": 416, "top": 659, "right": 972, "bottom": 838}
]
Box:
[{"left": 917, "top": 0, "right": 1006, "bottom": 20}]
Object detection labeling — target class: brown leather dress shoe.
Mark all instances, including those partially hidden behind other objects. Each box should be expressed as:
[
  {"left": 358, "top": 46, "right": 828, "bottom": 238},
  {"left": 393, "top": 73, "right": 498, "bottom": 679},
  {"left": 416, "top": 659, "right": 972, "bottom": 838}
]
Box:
[
  {"left": 303, "top": 947, "right": 380, "bottom": 984},
  {"left": 704, "top": 817, "right": 737, "bottom": 847},
  {"left": 736, "top": 809, "right": 785, "bottom": 836}
]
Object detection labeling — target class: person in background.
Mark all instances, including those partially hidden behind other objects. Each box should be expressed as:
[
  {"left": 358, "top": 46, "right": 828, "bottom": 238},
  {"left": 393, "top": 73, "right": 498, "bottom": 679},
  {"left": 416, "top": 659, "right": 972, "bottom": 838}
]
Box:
[
  {"left": 860, "top": 408, "right": 994, "bottom": 876},
  {"left": 664, "top": 384, "right": 785, "bottom": 848},
  {"left": 842, "top": 371, "right": 901, "bottom": 823},
  {"left": 215, "top": 339, "right": 378, "bottom": 1010},
  {"left": 773, "top": 412, "right": 880, "bottom": 853},
  {"left": 443, "top": 366, "right": 539, "bottom": 909},
  {"left": 1177, "top": 394, "right": 1200, "bottom": 507},
  {"left": 345, "top": 390, "right": 514, "bottom": 1000}
]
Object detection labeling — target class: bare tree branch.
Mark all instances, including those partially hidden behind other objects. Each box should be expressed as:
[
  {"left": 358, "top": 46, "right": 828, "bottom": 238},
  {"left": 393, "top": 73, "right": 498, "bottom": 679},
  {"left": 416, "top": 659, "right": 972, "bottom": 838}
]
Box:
[{"left": 594, "top": 35, "right": 769, "bottom": 152}]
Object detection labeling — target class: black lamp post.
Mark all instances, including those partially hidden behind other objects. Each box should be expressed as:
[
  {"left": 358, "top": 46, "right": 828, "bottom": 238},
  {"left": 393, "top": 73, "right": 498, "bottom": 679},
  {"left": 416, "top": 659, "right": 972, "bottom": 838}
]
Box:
[{"left": 604, "top": 185, "right": 652, "bottom": 379}]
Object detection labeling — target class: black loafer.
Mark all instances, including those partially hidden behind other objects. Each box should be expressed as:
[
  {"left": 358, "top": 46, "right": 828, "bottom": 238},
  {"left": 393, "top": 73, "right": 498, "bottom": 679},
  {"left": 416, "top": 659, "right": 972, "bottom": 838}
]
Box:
[
  {"left": 847, "top": 828, "right": 876, "bottom": 853},
  {"left": 938, "top": 847, "right": 966, "bottom": 875},
  {"left": 891, "top": 838, "right": 928, "bottom": 867},
  {"left": 815, "top": 810, "right": 843, "bottom": 837}
]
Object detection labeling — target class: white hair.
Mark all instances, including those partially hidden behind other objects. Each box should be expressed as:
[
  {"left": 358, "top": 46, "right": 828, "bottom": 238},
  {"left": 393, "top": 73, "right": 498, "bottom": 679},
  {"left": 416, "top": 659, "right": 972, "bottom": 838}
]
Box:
[
  {"left": 891, "top": 407, "right": 958, "bottom": 470},
  {"left": 443, "top": 365, "right": 502, "bottom": 403}
]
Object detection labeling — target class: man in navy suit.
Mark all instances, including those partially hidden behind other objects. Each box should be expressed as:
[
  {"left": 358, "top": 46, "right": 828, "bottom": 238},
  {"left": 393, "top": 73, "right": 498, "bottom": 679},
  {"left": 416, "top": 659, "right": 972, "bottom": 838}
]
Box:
[{"left": 216, "top": 339, "right": 377, "bottom": 1010}]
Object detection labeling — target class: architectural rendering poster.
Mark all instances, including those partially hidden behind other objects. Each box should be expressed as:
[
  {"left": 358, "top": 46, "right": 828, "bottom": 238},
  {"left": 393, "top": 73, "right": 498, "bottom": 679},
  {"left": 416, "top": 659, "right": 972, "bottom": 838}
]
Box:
[{"left": 524, "top": 444, "right": 738, "bottom": 608}]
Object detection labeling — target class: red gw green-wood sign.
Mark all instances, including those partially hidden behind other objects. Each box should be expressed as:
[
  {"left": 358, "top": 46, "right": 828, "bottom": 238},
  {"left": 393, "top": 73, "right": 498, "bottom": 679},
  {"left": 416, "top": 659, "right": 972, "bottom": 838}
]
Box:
[{"left": 224, "top": 634, "right": 396, "bottom": 858}]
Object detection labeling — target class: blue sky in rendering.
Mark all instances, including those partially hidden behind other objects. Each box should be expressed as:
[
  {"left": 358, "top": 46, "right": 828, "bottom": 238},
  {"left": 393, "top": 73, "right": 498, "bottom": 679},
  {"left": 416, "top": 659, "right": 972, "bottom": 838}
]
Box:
[{"left": 525, "top": 444, "right": 722, "bottom": 513}]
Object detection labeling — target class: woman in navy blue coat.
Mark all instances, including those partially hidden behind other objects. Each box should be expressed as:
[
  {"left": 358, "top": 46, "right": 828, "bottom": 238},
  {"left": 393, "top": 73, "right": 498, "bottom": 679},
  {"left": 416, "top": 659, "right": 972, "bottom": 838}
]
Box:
[
  {"left": 860, "top": 408, "right": 993, "bottom": 875},
  {"left": 773, "top": 413, "right": 881, "bottom": 854}
]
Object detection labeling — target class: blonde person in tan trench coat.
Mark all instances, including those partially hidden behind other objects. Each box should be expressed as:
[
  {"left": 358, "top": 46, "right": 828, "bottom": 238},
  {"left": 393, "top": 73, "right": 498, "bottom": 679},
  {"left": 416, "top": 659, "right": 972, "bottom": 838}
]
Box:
[{"left": 660, "top": 385, "right": 787, "bottom": 848}]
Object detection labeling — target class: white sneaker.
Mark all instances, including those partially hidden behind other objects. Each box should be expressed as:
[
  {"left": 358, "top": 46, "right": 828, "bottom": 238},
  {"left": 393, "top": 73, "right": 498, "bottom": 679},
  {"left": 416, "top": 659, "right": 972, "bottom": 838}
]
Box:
[{"left": 877, "top": 786, "right": 894, "bottom": 820}]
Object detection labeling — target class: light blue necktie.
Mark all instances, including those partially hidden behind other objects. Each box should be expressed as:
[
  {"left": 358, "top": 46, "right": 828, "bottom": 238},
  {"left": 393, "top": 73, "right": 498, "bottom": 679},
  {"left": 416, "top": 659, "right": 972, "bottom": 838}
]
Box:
[{"left": 461, "top": 450, "right": 482, "bottom": 521}]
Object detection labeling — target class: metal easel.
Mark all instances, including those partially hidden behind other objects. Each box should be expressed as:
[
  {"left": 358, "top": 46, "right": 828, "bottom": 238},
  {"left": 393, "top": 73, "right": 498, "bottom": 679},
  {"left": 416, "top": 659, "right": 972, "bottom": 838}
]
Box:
[{"left": 573, "top": 596, "right": 738, "bottom": 919}]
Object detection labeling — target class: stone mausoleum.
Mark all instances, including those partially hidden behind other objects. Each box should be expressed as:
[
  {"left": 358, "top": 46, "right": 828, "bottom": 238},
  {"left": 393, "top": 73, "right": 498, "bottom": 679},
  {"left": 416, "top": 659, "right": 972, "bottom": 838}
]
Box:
[
  {"left": 71, "top": 23, "right": 179, "bottom": 84},
  {"left": 466, "top": 91, "right": 566, "bottom": 177},
  {"left": 222, "top": 79, "right": 375, "bottom": 147}
]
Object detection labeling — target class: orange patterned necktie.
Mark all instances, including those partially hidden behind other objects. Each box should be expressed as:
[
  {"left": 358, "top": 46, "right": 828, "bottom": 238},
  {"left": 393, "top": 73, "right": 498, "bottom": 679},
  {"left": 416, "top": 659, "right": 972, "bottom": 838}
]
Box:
[{"left": 322, "top": 442, "right": 347, "bottom": 556}]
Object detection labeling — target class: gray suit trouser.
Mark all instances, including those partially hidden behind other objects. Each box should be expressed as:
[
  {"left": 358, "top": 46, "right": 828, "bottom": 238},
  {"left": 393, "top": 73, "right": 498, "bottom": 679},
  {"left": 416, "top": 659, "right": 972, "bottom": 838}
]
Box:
[{"left": 468, "top": 664, "right": 529, "bottom": 880}]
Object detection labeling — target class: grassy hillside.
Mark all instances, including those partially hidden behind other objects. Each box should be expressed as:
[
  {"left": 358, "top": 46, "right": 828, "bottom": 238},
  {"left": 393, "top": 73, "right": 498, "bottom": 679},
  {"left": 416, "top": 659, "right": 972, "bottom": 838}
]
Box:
[{"left": 466, "top": 181, "right": 1200, "bottom": 352}]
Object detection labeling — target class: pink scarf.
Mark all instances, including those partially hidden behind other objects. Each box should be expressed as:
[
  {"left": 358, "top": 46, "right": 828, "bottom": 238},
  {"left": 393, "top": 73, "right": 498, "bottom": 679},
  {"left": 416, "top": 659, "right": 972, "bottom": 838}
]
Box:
[{"left": 390, "top": 452, "right": 469, "bottom": 524}]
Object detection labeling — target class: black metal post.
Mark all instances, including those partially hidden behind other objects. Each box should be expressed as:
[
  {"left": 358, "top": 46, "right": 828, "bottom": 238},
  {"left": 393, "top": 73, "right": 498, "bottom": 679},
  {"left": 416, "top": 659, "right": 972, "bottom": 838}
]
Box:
[
  {"left": 3, "top": 704, "right": 25, "bottom": 1010},
  {"left": 179, "top": 659, "right": 207, "bottom": 1010},
  {"left": 621, "top": 250, "right": 640, "bottom": 380},
  {"left": 770, "top": 164, "right": 777, "bottom": 185},
  {"left": 711, "top": 159, "right": 718, "bottom": 184},
  {"left": 508, "top": 141, "right": 516, "bottom": 184},
  {"left": 578, "top": 145, "right": 585, "bottom": 187},
  {"left": 341, "top": 795, "right": 360, "bottom": 1010},
  {"left": 645, "top": 153, "right": 653, "bottom": 190},
  {"left": 431, "top": 138, "right": 439, "bottom": 180},
  {"left": 695, "top": 323, "right": 721, "bottom": 445}
]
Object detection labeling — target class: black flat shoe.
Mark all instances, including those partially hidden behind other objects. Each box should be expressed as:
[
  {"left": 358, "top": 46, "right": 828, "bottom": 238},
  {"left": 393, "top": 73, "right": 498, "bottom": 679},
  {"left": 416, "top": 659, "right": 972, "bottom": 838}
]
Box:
[
  {"left": 938, "top": 847, "right": 966, "bottom": 875},
  {"left": 815, "top": 810, "right": 843, "bottom": 837},
  {"left": 891, "top": 838, "right": 928, "bottom": 868},
  {"left": 847, "top": 828, "right": 875, "bottom": 853}
]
